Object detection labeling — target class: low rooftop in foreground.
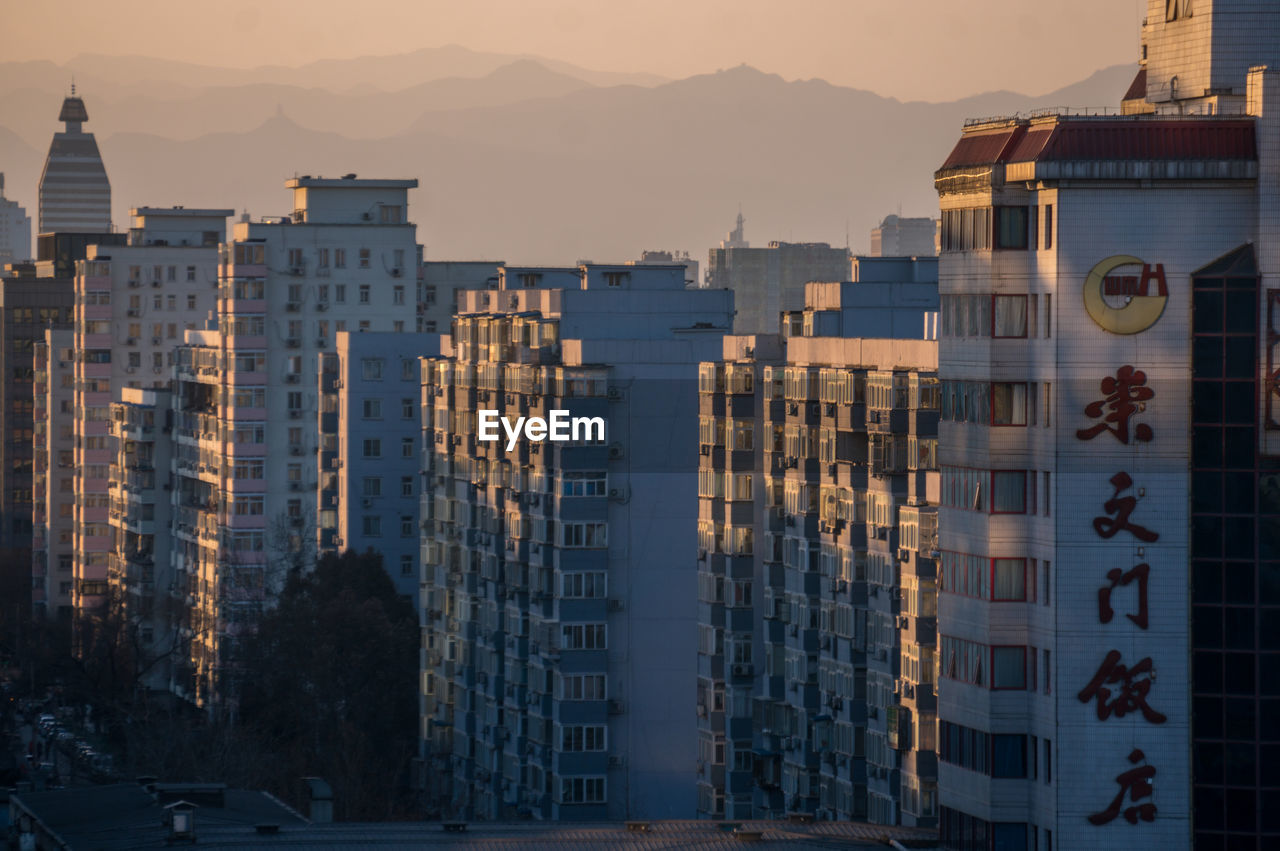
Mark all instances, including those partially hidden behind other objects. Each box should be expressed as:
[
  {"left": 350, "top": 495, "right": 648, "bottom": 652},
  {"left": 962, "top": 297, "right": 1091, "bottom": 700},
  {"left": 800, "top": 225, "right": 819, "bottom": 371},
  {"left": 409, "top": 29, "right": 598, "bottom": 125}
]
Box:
[{"left": 8, "top": 783, "right": 939, "bottom": 849}]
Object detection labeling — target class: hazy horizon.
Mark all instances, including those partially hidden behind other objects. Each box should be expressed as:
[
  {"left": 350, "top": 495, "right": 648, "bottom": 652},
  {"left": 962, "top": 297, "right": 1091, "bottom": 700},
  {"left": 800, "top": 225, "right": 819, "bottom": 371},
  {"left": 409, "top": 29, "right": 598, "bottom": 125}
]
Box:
[{"left": 10, "top": 0, "right": 1143, "bottom": 103}]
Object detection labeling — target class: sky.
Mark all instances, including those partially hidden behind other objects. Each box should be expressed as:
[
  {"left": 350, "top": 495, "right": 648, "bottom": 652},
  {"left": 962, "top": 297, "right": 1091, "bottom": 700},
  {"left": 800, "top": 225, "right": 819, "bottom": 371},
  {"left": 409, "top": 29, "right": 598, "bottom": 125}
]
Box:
[{"left": 9, "top": 0, "right": 1145, "bottom": 101}]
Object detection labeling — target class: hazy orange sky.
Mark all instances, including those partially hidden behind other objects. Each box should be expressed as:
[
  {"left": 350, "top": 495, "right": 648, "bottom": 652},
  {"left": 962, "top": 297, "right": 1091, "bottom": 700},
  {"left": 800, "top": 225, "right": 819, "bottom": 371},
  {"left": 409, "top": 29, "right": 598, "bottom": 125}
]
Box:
[{"left": 8, "top": 0, "right": 1143, "bottom": 101}]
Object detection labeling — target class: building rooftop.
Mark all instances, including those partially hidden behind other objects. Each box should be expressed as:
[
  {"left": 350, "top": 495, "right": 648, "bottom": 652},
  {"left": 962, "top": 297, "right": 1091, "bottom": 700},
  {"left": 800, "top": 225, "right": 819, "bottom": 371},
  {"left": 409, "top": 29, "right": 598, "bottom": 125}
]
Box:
[
  {"left": 131, "top": 206, "right": 235, "bottom": 218},
  {"left": 286, "top": 176, "right": 419, "bottom": 190},
  {"left": 941, "top": 114, "right": 1257, "bottom": 170},
  {"left": 7, "top": 784, "right": 940, "bottom": 850},
  {"left": 57, "top": 95, "right": 88, "bottom": 125}
]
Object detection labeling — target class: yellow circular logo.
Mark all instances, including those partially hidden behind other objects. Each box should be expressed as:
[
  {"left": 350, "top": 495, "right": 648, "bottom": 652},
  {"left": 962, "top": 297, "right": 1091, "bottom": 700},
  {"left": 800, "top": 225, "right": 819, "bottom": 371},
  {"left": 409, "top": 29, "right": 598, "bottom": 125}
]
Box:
[{"left": 1083, "top": 256, "right": 1168, "bottom": 335}]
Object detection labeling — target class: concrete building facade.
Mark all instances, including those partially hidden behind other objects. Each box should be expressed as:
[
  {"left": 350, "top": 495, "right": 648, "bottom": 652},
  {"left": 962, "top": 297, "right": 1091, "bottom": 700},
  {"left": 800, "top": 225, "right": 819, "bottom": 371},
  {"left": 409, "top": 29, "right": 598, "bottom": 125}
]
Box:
[
  {"left": 166, "top": 176, "right": 419, "bottom": 708},
  {"left": 933, "top": 3, "right": 1280, "bottom": 847},
  {"left": 706, "top": 215, "right": 849, "bottom": 335},
  {"left": 1, "top": 274, "right": 74, "bottom": 616},
  {"left": 32, "top": 329, "right": 75, "bottom": 619},
  {"left": 694, "top": 268, "right": 939, "bottom": 825},
  {"left": 418, "top": 261, "right": 501, "bottom": 334},
  {"left": 70, "top": 209, "right": 231, "bottom": 615},
  {"left": 328, "top": 330, "right": 440, "bottom": 599},
  {"left": 418, "top": 263, "right": 732, "bottom": 821},
  {"left": 869, "top": 215, "right": 937, "bottom": 258}
]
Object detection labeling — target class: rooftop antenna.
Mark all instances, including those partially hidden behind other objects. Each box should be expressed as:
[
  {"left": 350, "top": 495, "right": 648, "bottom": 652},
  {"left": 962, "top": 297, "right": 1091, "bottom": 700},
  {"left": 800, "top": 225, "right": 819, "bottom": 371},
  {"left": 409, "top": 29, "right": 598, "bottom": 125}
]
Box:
[{"left": 70, "top": 77, "right": 76, "bottom": 96}]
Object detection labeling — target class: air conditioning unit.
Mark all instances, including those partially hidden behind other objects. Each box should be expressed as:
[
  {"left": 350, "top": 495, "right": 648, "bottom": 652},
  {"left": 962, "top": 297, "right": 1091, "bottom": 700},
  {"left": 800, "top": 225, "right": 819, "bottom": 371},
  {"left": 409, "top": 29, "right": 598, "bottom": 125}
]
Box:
[
  {"left": 362, "top": 498, "right": 373, "bottom": 508},
  {"left": 290, "top": 266, "right": 304, "bottom": 276},
  {"left": 608, "top": 487, "right": 625, "bottom": 501},
  {"left": 607, "top": 387, "right": 623, "bottom": 401},
  {"left": 316, "top": 302, "right": 328, "bottom": 312},
  {"left": 289, "top": 482, "right": 301, "bottom": 491},
  {"left": 289, "top": 446, "right": 303, "bottom": 456},
  {"left": 128, "top": 280, "right": 140, "bottom": 288},
  {"left": 607, "top": 598, "right": 623, "bottom": 612},
  {"left": 731, "top": 663, "right": 753, "bottom": 678},
  {"left": 126, "top": 308, "right": 140, "bottom": 317},
  {"left": 608, "top": 755, "right": 625, "bottom": 767},
  {"left": 285, "top": 302, "right": 301, "bottom": 312},
  {"left": 151, "top": 280, "right": 162, "bottom": 288},
  {"left": 289, "top": 410, "right": 302, "bottom": 419},
  {"left": 391, "top": 268, "right": 403, "bottom": 277},
  {"left": 125, "top": 337, "right": 137, "bottom": 346},
  {"left": 286, "top": 338, "right": 301, "bottom": 348},
  {"left": 608, "top": 443, "right": 624, "bottom": 459},
  {"left": 285, "top": 374, "right": 300, "bottom": 383},
  {"left": 316, "top": 338, "right": 328, "bottom": 348},
  {"left": 152, "top": 337, "right": 162, "bottom": 345}
]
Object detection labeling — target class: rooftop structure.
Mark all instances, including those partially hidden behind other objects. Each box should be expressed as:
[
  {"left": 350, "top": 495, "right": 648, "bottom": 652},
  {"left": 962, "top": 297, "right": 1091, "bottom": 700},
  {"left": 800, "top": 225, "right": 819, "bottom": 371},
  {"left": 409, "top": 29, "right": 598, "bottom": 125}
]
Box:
[{"left": 38, "top": 91, "right": 111, "bottom": 234}]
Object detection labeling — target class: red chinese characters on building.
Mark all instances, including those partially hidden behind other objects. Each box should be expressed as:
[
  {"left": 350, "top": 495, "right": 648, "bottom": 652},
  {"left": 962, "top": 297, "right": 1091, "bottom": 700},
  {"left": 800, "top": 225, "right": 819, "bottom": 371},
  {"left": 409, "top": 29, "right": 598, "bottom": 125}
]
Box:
[
  {"left": 1078, "top": 366, "right": 1165, "bottom": 828},
  {"left": 1088, "top": 749, "right": 1158, "bottom": 826},
  {"left": 1077, "top": 365, "right": 1155, "bottom": 445},
  {"left": 1099, "top": 563, "right": 1150, "bottom": 630},
  {"left": 1077, "top": 650, "right": 1168, "bottom": 724},
  {"left": 1092, "top": 472, "right": 1159, "bottom": 543}
]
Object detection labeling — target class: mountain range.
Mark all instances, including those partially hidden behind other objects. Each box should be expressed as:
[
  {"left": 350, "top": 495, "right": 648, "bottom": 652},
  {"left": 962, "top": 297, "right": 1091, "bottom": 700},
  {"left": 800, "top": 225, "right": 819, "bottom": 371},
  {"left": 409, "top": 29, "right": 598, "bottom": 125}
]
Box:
[{"left": 0, "top": 48, "right": 1136, "bottom": 264}]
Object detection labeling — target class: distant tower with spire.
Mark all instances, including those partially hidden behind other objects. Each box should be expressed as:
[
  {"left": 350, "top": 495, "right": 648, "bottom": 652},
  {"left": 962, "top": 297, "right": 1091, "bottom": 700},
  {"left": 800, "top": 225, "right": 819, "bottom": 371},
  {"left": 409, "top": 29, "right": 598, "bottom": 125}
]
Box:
[
  {"left": 720, "top": 208, "right": 748, "bottom": 249},
  {"left": 37, "top": 85, "right": 112, "bottom": 233}
]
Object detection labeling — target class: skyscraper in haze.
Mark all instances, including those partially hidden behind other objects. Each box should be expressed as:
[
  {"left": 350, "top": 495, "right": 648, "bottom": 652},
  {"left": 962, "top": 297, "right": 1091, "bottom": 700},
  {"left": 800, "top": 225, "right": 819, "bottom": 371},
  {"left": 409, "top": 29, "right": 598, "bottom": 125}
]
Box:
[
  {"left": 870, "top": 215, "right": 937, "bottom": 258},
  {"left": 0, "top": 173, "right": 32, "bottom": 266},
  {"left": 38, "top": 90, "right": 112, "bottom": 234}
]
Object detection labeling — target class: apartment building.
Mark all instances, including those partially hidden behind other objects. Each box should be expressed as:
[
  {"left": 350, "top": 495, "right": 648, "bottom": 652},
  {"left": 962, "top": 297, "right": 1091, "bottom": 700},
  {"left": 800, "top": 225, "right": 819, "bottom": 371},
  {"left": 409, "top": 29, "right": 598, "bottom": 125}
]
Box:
[
  {"left": 166, "top": 176, "right": 419, "bottom": 709},
  {"left": 107, "top": 387, "right": 176, "bottom": 691},
  {"left": 419, "top": 263, "right": 733, "bottom": 821},
  {"left": 38, "top": 90, "right": 111, "bottom": 234},
  {"left": 694, "top": 269, "right": 939, "bottom": 825},
  {"left": 932, "top": 3, "right": 1280, "bottom": 848},
  {"left": 1, "top": 272, "right": 74, "bottom": 616},
  {"left": 70, "top": 208, "right": 230, "bottom": 615},
  {"left": 32, "top": 329, "right": 75, "bottom": 618},
  {"left": 418, "top": 261, "right": 501, "bottom": 334},
  {"left": 706, "top": 214, "right": 850, "bottom": 334},
  {"left": 870, "top": 215, "right": 937, "bottom": 259},
  {"left": 326, "top": 331, "right": 440, "bottom": 599}
]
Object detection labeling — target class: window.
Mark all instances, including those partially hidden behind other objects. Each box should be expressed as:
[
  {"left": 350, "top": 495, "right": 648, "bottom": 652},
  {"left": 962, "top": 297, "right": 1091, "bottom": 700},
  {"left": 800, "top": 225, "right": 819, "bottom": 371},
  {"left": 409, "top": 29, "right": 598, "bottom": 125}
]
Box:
[
  {"left": 992, "top": 295, "right": 1027, "bottom": 337},
  {"left": 359, "top": 284, "right": 370, "bottom": 304},
  {"left": 361, "top": 358, "right": 384, "bottom": 380},
  {"left": 400, "top": 554, "right": 413, "bottom": 575},
  {"left": 362, "top": 515, "right": 382, "bottom": 536},
  {"left": 401, "top": 476, "right": 413, "bottom": 497},
  {"left": 1042, "top": 650, "right": 1051, "bottom": 695},
  {"left": 993, "top": 206, "right": 1028, "bottom": 250},
  {"left": 402, "top": 438, "right": 414, "bottom": 458},
  {"left": 1042, "top": 472, "right": 1050, "bottom": 516},
  {"left": 380, "top": 205, "right": 403, "bottom": 224},
  {"left": 562, "top": 572, "right": 607, "bottom": 598},
  {"left": 1166, "top": 0, "right": 1192, "bottom": 22},
  {"left": 335, "top": 284, "right": 346, "bottom": 303},
  {"left": 402, "top": 398, "right": 415, "bottom": 419},
  {"left": 992, "top": 383, "right": 1027, "bottom": 425},
  {"left": 562, "top": 471, "right": 607, "bottom": 496},
  {"left": 187, "top": 293, "right": 197, "bottom": 309},
  {"left": 560, "top": 777, "right": 606, "bottom": 804},
  {"left": 335, "top": 248, "right": 346, "bottom": 268},
  {"left": 393, "top": 285, "right": 405, "bottom": 305},
  {"left": 561, "top": 623, "right": 607, "bottom": 650},
  {"left": 1030, "top": 206, "right": 1039, "bottom": 250},
  {"left": 561, "top": 674, "right": 606, "bottom": 701},
  {"left": 362, "top": 398, "right": 382, "bottom": 419},
  {"left": 992, "top": 647, "right": 1026, "bottom": 690},
  {"left": 1043, "top": 204, "right": 1053, "bottom": 250},
  {"left": 991, "top": 735, "right": 1028, "bottom": 778},
  {"left": 993, "top": 559, "right": 1026, "bottom": 601},
  {"left": 362, "top": 438, "right": 382, "bottom": 458},
  {"left": 361, "top": 477, "right": 382, "bottom": 497},
  {"left": 560, "top": 725, "right": 607, "bottom": 752},
  {"left": 561, "top": 522, "right": 608, "bottom": 548},
  {"left": 401, "top": 516, "right": 414, "bottom": 537},
  {"left": 992, "top": 471, "right": 1026, "bottom": 513},
  {"left": 1042, "top": 561, "right": 1051, "bottom": 607},
  {"left": 359, "top": 248, "right": 371, "bottom": 268}
]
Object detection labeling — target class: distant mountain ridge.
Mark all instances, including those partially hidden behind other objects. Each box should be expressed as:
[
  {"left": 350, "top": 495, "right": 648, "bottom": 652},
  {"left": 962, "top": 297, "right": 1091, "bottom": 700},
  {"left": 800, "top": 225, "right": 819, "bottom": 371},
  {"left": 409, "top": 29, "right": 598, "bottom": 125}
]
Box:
[{"left": 0, "top": 56, "right": 1137, "bottom": 263}]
